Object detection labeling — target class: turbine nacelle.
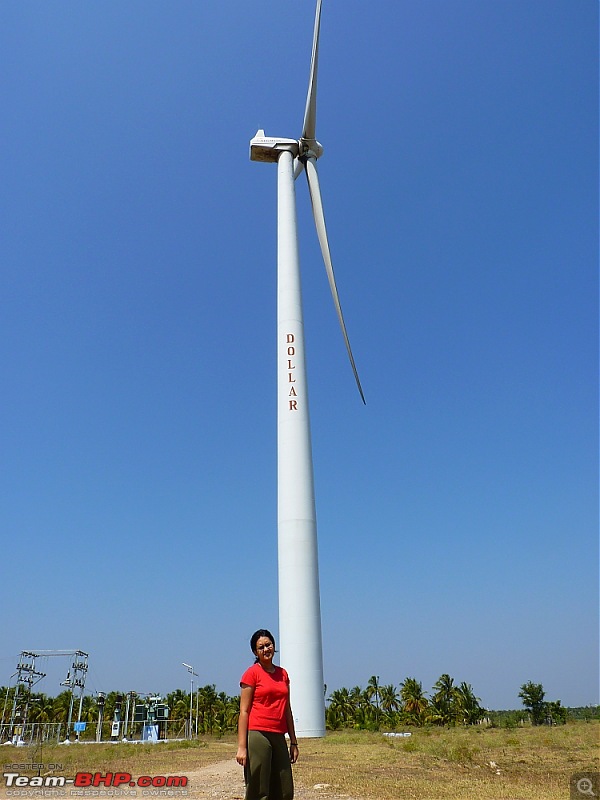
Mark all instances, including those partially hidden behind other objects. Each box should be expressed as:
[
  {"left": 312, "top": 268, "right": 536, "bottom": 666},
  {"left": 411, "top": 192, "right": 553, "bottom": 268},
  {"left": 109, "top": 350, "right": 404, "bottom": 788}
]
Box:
[
  {"left": 250, "top": 130, "right": 324, "bottom": 163},
  {"left": 250, "top": 130, "right": 299, "bottom": 162}
]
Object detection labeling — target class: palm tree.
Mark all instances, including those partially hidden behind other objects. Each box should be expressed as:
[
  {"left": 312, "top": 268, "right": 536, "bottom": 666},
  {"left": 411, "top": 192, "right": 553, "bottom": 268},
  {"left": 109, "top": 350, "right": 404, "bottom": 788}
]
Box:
[
  {"left": 349, "top": 686, "right": 372, "bottom": 729},
  {"left": 325, "top": 704, "right": 343, "bottom": 730},
  {"left": 197, "top": 685, "right": 219, "bottom": 734},
  {"left": 365, "top": 676, "right": 381, "bottom": 727},
  {"left": 430, "top": 674, "right": 459, "bottom": 726},
  {"left": 457, "top": 683, "right": 477, "bottom": 724},
  {"left": 223, "top": 694, "right": 240, "bottom": 732},
  {"left": 1, "top": 686, "right": 16, "bottom": 731},
  {"left": 78, "top": 695, "right": 95, "bottom": 723},
  {"left": 28, "top": 694, "right": 54, "bottom": 724},
  {"left": 165, "top": 689, "right": 189, "bottom": 722},
  {"left": 379, "top": 684, "right": 400, "bottom": 729},
  {"left": 52, "top": 691, "right": 72, "bottom": 724},
  {"left": 327, "top": 688, "right": 355, "bottom": 729},
  {"left": 455, "top": 682, "right": 485, "bottom": 725},
  {"left": 400, "top": 677, "right": 429, "bottom": 726},
  {"left": 8, "top": 690, "right": 49, "bottom": 728},
  {"left": 207, "top": 691, "right": 237, "bottom": 736}
]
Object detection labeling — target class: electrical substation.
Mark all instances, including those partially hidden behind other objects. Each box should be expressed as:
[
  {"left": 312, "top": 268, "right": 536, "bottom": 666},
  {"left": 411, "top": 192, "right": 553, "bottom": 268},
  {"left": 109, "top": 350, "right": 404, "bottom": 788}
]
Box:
[
  {"left": 2, "top": 651, "right": 172, "bottom": 745},
  {"left": 2, "top": 650, "right": 88, "bottom": 744}
]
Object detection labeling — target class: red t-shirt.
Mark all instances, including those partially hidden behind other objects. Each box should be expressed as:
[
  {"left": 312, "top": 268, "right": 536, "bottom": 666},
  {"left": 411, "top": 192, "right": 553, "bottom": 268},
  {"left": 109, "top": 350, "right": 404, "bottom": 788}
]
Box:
[{"left": 240, "top": 663, "right": 290, "bottom": 734}]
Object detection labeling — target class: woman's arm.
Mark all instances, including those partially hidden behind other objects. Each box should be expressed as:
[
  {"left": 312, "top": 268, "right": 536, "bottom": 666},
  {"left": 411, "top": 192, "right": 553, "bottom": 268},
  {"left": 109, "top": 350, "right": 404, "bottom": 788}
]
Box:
[
  {"left": 284, "top": 696, "right": 299, "bottom": 764},
  {"left": 236, "top": 684, "right": 254, "bottom": 767}
]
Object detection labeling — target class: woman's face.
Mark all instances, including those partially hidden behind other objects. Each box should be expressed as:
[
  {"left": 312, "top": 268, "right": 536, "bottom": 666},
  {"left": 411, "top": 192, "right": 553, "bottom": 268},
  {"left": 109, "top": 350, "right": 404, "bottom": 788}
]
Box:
[{"left": 254, "top": 636, "right": 275, "bottom": 667}]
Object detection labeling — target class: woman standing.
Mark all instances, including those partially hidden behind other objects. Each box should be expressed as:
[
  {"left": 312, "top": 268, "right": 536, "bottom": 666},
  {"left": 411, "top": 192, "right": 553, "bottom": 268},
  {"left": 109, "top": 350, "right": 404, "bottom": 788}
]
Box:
[{"left": 236, "top": 629, "right": 299, "bottom": 800}]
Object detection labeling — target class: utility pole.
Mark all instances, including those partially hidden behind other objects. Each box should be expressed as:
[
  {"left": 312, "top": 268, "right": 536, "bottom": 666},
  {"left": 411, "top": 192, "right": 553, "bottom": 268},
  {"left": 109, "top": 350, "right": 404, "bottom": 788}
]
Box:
[
  {"left": 182, "top": 663, "right": 198, "bottom": 738},
  {"left": 95, "top": 693, "right": 105, "bottom": 742}
]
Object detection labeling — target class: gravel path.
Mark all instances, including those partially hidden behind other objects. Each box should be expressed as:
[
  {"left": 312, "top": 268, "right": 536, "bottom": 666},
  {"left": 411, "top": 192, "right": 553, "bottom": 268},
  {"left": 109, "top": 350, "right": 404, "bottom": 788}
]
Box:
[{"left": 184, "top": 758, "right": 361, "bottom": 800}]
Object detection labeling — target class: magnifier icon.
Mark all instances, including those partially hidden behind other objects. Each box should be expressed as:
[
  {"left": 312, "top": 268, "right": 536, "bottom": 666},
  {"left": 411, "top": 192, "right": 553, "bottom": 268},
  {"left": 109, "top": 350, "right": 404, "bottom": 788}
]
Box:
[{"left": 577, "top": 777, "right": 596, "bottom": 797}]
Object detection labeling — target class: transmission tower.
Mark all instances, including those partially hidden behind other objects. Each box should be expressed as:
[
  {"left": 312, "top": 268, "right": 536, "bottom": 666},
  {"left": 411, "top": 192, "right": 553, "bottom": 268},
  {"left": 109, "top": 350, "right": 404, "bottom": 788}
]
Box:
[
  {"left": 5, "top": 650, "right": 89, "bottom": 742},
  {"left": 60, "top": 651, "right": 89, "bottom": 740},
  {"left": 8, "top": 652, "right": 46, "bottom": 741}
]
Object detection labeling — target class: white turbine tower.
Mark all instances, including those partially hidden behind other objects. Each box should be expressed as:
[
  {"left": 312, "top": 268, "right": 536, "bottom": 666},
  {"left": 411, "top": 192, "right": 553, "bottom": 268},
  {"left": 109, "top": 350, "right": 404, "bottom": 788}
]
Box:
[{"left": 250, "top": 0, "right": 364, "bottom": 738}]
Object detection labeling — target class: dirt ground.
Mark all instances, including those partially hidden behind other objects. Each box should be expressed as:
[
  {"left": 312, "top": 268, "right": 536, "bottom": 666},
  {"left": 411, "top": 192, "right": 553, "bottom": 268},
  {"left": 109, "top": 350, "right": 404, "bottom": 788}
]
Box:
[{"left": 185, "top": 757, "right": 361, "bottom": 800}]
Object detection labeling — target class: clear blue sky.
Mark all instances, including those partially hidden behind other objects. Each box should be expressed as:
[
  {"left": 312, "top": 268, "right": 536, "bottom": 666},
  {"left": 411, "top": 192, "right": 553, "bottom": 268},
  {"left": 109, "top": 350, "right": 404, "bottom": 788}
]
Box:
[{"left": 1, "top": 0, "right": 597, "bottom": 712}]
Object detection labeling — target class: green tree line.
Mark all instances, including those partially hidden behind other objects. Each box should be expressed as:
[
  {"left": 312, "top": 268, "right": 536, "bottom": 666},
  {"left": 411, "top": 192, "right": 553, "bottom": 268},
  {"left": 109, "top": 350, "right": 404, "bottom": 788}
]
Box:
[
  {"left": 0, "top": 686, "right": 241, "bottom": 738},
  {"left": 2, "top": 678, "right": 595, "bottom": 737},
  {"left": 326, "top": 674, "right": 487, "bottom": 730}
]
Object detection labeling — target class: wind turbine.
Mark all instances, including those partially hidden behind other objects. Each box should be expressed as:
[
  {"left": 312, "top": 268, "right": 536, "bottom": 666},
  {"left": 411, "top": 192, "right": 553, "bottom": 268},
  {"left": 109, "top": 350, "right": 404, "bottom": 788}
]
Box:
[{"left": 250, "top": 0, "right": 364, "bottom": 738}]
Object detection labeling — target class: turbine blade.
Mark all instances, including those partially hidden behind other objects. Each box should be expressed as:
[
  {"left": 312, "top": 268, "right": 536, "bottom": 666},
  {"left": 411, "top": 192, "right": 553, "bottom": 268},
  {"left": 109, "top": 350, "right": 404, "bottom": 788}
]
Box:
[
  {"left": 301, "top": 0, "right": 322, "bottom": 141},
  {"left": 305, "top": 157, "right": 366, "bottom": 404}
]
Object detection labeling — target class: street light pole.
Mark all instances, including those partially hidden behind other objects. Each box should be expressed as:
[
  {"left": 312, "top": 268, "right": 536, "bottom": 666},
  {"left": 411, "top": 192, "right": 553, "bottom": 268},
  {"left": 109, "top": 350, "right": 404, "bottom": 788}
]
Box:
[{"left": 182, "top": 663, "right": 198, "bottom": 739}]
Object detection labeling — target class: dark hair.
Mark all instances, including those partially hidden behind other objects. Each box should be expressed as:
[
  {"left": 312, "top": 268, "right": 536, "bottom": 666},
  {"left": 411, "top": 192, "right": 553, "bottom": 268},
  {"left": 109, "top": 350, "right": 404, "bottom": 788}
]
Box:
[{"left": 250, "top": 629, "right": 276, "bottom": 663}]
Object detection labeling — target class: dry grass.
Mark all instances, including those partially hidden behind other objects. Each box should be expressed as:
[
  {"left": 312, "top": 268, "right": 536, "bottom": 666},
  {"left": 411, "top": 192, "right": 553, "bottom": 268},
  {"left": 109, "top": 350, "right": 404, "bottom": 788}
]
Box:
[
  {"left": 2, "top": 736, "right": 232, "bottom": 777},
  {"left": 1, "top": 722, "right": 598, "bottom": 799},
  {"left": 292, "top": 723, "right": 600, "bottom": 799}
]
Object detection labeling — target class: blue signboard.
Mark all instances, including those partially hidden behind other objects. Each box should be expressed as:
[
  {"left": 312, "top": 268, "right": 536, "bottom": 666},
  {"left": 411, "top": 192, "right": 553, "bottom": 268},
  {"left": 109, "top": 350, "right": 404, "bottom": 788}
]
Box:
[{"left": 74, "top": 722, "right": 87, "bottom": 732}]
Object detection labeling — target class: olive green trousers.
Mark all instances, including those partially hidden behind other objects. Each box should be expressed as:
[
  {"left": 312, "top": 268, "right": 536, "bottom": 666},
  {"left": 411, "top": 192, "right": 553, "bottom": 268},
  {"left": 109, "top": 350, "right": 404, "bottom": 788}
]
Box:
[{"left": 245, "top": 730, "right": 294, "bottom": 800}]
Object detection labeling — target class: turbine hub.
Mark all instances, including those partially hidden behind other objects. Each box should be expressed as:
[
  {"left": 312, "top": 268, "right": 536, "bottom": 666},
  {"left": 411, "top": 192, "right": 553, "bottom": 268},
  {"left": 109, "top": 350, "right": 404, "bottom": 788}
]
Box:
[{"left": 299, "top": 137, "right": 324, "bottom": 160}]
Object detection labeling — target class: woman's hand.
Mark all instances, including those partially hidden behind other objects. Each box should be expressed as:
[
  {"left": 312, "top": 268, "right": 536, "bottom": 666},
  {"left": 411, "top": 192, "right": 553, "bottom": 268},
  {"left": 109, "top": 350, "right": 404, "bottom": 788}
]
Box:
[
  {"left": 236, "top": 745, "right": 248, "bottom": 767},
  {"left": 289, "top": 743, "right": 299, "bottom": 764}
]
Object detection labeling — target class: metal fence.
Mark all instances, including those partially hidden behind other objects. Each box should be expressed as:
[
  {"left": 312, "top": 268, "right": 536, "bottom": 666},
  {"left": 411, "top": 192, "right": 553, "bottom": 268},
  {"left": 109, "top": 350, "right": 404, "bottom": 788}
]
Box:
[
  {"left": 1, "top": 719, "right": 190, "bottom": 745},
  {"left": 0, "top": 722, "right": 63, "bottom": 745}
]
